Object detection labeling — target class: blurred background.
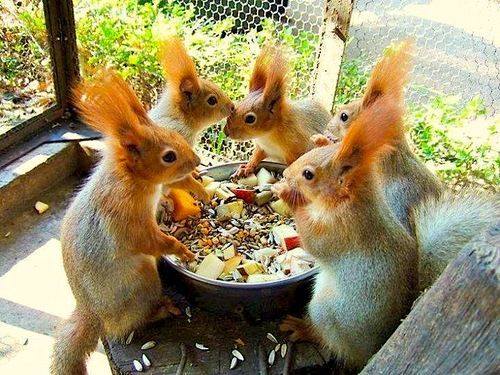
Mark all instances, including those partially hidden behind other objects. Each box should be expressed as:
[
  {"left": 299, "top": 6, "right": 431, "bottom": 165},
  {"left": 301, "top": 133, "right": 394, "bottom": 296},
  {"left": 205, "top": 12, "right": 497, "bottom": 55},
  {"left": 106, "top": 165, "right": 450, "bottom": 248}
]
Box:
[{"left": 1, "top": 0, "right": 498, "bottom": 191}]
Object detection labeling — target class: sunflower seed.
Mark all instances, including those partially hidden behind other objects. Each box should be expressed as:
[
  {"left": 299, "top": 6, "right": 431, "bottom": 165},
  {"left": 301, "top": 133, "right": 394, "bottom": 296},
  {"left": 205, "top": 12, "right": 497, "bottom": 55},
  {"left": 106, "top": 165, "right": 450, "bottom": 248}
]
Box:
[
  {"left": 142, "top": 354, "right": 151, "bottom": 367},
  {"left": 195, "top": 343, "right": 209, "bottom": 351},
  {"left": 232, "top": 349, "right": 244, "bottom": 361},
  {"left": 141, "top": 341, "right": 156, "bottom": 350},
  {"left": 125, "top": 331, "right": 134, "bottom": 345},
  {"left": 185, "top": 306, "right": 192, "bottom": 318},
  {"left": 267, "top": 332, "right": 278, "bottom": 344},
  {"left": 275, "top": 344, "right": 281, "bottom": 352},
  {"left": 281, "top": 343, "right": 287, "bottom": 358},
  {"left": 230, "top": 356, "right": 238, "bottom": 370},
  {"left": 268, "top": 349, "right": 275, "bottom": 366},
  {"left": 133, "top": 359, "right": 143, "bottom": 371}
]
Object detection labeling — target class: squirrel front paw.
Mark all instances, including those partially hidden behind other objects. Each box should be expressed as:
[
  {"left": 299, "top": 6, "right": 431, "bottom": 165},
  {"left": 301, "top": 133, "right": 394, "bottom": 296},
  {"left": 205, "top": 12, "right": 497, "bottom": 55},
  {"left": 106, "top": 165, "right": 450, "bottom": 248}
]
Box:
[
  {"left": 234, "top": 163, "right": 255, "bottom": 178},
  {"left": 280, "top": 315, "right": 318, "bottom": 343},
  {"left": 173, "top": 242, "right": 195, "bottom": 262}
]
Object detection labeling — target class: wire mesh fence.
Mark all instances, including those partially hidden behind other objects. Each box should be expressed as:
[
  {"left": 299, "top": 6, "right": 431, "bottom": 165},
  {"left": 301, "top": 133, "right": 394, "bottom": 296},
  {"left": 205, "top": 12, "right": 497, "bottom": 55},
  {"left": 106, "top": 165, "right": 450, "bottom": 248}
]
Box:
[{"left": 342, "top": 0, "right": 499, "bottom": 116}]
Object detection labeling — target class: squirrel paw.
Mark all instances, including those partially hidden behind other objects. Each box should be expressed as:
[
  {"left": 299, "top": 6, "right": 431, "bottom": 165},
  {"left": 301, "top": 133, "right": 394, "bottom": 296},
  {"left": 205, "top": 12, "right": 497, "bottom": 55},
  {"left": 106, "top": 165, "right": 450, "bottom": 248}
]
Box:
[
  {"left": 196, "top": 188, "right": 211, "bottom": 204},
  {"left": 150, "top": 298, "right": 181, "bottom": 322},
  {"left": 280, "top": 315, "right": 317, "bottom": 343},
  {"left": 174, "top": 243, "right": 195, "bottom": 262},
  {"left": 234, "top": 163, "right": 255, "bottom": 178}
]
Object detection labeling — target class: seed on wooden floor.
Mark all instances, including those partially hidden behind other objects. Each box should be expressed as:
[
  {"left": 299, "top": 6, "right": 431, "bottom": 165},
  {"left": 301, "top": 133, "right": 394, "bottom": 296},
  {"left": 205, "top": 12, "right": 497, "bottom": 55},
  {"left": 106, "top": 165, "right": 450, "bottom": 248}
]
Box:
[
  {"left": 185, "top": 306, "right": 192, "bottom": 318},
  {"left": 195, "top": 343, "right": 209, "bottom": 350},
  {"left": 125, "top": 331, "right": 134, "bottom": 345},
  {"left": 133, "top": 359, "right": 143, "bottom": 371},
  {"left": 268, "top": 349, "right": 275, "bottom": 366},
  {"left": 281, "top": 343, "right": 287, "bottom": 358},
  {"left": 140, "top": 341, "right": 156, "bottom": 350},
  {"left": 266, "top": 332, "right": 278, "bottom": 344},
  {"left": 142, "top": 354, "right": 151, "bottom": 367},
  {"left": 230, "top": 356, "right": 238, "bottom": 370},
  {"left": 232, "top": 349, "right": 244, "bottom": 361},
  {"left": 275, "top": 343, "right": 280, "bottom": 352}
]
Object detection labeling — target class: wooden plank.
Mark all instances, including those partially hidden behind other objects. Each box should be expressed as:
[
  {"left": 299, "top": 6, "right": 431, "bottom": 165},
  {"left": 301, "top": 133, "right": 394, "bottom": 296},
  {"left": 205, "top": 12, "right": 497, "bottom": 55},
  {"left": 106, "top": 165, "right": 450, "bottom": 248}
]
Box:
[
  {"left": 312, "top": 0, "right": 354, "bottom": 111},
  {"left": 362, "top": 223, "right": 500, "bottom": 374}
]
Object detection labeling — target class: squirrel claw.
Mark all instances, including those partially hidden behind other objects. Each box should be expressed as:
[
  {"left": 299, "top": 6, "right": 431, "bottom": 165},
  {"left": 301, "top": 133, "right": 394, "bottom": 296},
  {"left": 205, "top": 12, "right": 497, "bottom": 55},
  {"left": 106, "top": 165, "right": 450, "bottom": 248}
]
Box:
[
  {"left": 178, "top": 246, "right": 195, "bottom": 262},
  {"left": 233, "top": 164, "right": 255, "bottom": 178}
]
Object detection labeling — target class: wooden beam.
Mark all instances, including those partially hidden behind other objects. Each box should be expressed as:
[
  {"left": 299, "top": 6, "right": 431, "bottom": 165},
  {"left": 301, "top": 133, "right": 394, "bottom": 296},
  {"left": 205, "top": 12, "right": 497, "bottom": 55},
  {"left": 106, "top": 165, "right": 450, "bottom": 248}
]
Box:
[
  {"left": 362, "top": 223, "right": 500, "bottom": 374},
  {"left": 312, "top": 0, "right": 354, "bottom": 111}
]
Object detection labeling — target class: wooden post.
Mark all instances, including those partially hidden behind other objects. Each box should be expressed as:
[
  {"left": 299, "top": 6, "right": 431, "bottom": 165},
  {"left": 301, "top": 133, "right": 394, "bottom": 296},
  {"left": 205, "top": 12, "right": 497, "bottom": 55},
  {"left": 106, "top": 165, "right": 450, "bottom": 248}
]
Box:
[
  {"left": 362, "top": 224, "right": 500, "bottom": 374},
  {"left": 312, "top": 0, "right": 353, "bottom": 112}
]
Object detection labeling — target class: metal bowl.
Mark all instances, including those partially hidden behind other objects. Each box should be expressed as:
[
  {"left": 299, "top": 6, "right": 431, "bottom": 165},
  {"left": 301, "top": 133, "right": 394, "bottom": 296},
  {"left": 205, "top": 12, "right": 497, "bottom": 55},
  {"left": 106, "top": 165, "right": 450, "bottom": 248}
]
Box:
[{"left": 158, "top": 161, "right": 318, "bottom": 320}]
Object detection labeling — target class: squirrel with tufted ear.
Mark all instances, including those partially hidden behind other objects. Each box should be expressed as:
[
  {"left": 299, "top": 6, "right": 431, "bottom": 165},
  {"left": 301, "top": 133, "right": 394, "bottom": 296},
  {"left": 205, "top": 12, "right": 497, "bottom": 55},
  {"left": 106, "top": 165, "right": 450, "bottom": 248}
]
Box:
[
  {"left": 313, "top": 39, "right": 443, "bottom": 234},
  {"left": 276, "top": 81, "right": 498, "bottom": 371},
  {"left": 51, "top": 70, "right": 197, "bottom": 375},
  {"left": 224, "top": 46, "right": 332, "bottom": 177}
]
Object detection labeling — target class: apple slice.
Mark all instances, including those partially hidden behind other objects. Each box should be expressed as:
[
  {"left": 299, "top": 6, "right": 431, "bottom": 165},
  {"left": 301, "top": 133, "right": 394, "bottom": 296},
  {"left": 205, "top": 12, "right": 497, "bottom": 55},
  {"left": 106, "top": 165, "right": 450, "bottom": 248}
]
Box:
[
  {"left": 200, "top": 175, "right": 215, "bottom": 187},
  {"left": 231, "top": 188, "right": 255, "bottom": 204},
  {"left": 256, "top": 168, "right": 277, "bottom": 186},
  {"left": 196, "top": 253, "right": 225, "bottom": 280},
  {"left": 284, "top": 235, "right": 301, "bottom": 251},
  {"left": 270, "top": 199, "right": 292, "bottom": 217},
  {"left": 272, "top": 225, "right": 298, "bottom": 248},
  {"left": 237, "top": 173, "right": 258, "bottom": 187},
  {"left": 216, "top": 200, "right": 244, "bottom": 221}
]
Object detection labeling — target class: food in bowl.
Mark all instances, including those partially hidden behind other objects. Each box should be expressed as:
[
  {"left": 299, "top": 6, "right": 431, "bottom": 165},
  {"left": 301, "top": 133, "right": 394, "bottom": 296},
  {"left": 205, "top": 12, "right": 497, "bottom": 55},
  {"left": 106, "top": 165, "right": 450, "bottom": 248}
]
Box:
[{"left": 159, "top": 167, "right": 315, "bottom": 283}]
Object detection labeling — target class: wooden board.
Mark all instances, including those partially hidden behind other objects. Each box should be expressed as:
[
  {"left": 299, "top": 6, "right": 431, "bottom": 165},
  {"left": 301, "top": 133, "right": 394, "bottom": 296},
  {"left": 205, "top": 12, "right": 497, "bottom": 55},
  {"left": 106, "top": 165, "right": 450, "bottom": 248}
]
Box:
[{"left": 362, "top": 223, "right": 500, "bottom": 374}]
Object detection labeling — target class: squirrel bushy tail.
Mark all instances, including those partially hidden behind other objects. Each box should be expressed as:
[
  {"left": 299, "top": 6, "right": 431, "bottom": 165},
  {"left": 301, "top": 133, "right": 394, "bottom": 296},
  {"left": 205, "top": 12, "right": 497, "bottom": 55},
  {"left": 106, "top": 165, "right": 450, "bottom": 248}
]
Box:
[
  {"left": 51, "top": 309, "right": 102, "bottom": 375},
  {"left": 414, "top": 190, "right": 499, "bottom": 290}
]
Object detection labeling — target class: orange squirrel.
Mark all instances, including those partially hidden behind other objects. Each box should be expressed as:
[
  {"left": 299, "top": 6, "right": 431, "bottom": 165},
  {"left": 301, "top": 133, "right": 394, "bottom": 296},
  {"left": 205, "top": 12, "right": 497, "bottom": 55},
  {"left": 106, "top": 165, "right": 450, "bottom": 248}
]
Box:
[
  {"left": 149, "top": 38, "right": 234, "bottom": 201},
  {"left": 314, "top": 40, "right": 443, "bottom": 234},
  {"left": 276, "top": 87, "right": 497, "bottom": 370},
  {"left": 51, "top": 71, "right": 196, "bottom": 375},
  {"left": 224, "top": 46, "right": 332, "bottom": 176}
]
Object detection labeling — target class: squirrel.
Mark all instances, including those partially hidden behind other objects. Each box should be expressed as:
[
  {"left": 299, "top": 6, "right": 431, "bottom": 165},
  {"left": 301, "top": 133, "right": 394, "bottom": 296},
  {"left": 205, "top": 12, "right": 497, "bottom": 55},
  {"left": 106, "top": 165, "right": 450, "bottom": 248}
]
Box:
[
  {"left": 51, "top": 71, "right": 197, "bottom": 375},
  {"left": 149, "top": 38, "right": 235, "bottom": 202},
  {"left": 276, "top": 86, "right": 498, "bottom": 370},
  {"left": 313, "top": 40, "right": 443, "bottom": 234},
  {"left": 223, "top": 46, "right": 332, "bottom": 176}
]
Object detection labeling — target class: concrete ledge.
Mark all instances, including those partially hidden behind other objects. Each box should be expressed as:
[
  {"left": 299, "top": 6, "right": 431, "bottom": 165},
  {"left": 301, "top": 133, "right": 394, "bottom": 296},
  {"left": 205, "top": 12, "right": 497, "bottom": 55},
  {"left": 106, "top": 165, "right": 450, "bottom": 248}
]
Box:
[{"left": 0, "top": 143, "right": 82, "bottom": 222}]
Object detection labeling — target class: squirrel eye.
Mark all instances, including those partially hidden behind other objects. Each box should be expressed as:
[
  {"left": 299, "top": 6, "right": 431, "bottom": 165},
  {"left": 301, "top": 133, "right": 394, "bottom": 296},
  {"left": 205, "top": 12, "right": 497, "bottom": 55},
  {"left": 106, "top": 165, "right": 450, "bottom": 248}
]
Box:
[
  {"left": 245, "top": 112, "right": 256, "bottom": 124},
  {"left": 302, "top": 169, "right": 314, "bottom": 181},
  {"left": 207, "top": 95, "right": 217, "bottom": 106},
  {"left": 162, "top": 150, "right": 177, "bottom": 163},
  {"left": 340, "top": 112, "right": 349, "bottom": 122}
]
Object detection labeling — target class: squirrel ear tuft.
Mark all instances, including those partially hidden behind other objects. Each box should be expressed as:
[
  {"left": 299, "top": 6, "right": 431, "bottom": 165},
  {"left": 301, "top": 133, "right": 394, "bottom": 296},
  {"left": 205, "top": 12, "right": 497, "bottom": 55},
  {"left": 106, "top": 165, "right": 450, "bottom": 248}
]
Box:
[
  {"left": 361, "top": 39, "right": 414, "bottom": 109},
  {"left": 262, "top": 47, "right": 287, "bottom": 113},
  {"left": 159, "top": 37, "right": 200, "bottom": 95},
  {"left": 335, "top": 94, "right": 403, "bottom": 180},
  {"left": 249, "top": 47, "right": 271, "bottom": 92},
  {"left": 72, "top": 69, "right": 148, "bottom": 143}
]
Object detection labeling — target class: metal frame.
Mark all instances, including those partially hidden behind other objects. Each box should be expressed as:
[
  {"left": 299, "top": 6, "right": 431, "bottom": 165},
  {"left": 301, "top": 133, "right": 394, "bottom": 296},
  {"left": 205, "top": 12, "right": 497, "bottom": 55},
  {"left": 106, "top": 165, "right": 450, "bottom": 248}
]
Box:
[{"left": 0, "top": 0, "right": 80, "bottom": 155}]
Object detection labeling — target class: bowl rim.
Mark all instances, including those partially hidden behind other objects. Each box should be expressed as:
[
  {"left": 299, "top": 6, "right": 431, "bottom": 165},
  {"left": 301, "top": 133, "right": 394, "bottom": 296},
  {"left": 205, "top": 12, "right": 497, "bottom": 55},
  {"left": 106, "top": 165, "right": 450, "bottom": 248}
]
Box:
[{"left": 163, "top": 161, "right": 319, "bottom": 289}]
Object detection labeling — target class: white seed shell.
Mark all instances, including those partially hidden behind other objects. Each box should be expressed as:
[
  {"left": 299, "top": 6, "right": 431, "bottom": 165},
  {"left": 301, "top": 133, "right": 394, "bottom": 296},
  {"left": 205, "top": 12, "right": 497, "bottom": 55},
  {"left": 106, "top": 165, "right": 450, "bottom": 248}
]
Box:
[
  {"left": 195, "top": 343, "right": 209, "bottom": 351},
  {"left": 185, "top": 306, "right": 192, "bottom": 318},
  {"left": 133, "top": 359, "right": 143, "bottom": 371},
  {"left": 268, "top": 349, "right": 275, "bottom": 366},
  {"left": 142, "top": 354, "right": 151, "bottom": 367},
  {"left": 232, "top": 349, "right": 244, "bottom": 361},
  {"left": 125, "top": 331, "right": 134, "bottom": 345},
  {"left": 281, "top": 343, "right": 287, "bottom": 358},
  {"left": 230, "top": 356, "right": 238, "bottom": 370},
  {"left": 140, "top": 341, "right": 156, "bottom": 350},
  {"left": 266, "top": 332, "right": 278, "bottom": 344}
]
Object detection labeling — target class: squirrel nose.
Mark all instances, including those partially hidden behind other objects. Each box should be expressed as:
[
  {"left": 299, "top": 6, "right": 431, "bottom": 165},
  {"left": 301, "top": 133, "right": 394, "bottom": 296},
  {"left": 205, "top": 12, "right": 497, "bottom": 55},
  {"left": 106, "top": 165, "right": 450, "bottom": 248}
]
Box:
[{"left": 227, "top": 103, "right": 235, "bottom": 114}]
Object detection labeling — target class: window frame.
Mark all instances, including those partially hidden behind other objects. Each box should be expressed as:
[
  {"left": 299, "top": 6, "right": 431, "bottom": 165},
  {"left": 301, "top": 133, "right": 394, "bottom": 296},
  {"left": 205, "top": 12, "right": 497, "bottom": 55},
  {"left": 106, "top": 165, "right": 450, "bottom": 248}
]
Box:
[{"left": 0, "top": 0, "right": 79, "bottom": 154}]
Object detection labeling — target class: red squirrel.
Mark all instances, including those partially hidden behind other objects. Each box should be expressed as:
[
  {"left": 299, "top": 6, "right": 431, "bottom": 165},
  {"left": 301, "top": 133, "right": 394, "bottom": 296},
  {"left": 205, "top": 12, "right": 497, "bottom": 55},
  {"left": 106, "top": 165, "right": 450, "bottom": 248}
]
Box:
[
  {"left": 51, "top": 71, "right": 197, "bottom": 374},
  {"left": 224, "top": 46, "right": 332, "bottom": 176}
]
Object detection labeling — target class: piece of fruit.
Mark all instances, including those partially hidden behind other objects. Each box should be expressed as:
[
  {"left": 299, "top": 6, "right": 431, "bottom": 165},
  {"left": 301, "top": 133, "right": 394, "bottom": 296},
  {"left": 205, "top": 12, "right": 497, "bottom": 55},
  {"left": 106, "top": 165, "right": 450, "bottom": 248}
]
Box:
[
  {"left": 270, "top": 199, "right": 292, "bottom": 217},
  {"left": 237, "top": 173, "right": 258, "bottom": 187},
  {"left": 222, "top": 255, "right": 243, "bottom": 274},
  {"left": 200, "top": 175, "right": 215, "bottom": 187},
  {"left": 237, "top": 261, "right": 265, "bottom": 276},
  {"left": 272, "top": 225, "right": 298, "bottom": 248},
  {"left": 34, "top": 201, "right": 49, "bottom": 214},
  {"left": 205, "top": 181, "right": 220, "bottom": 199},
  {"left": 215, "top": 186, "right": 235, "bottom": 200},
  {"left": 284, "top": 235, "right": 301, "bottom": 250},
  {"left": 216, "top": 200, "right": 244, "bottom": 221},
  {"left": 169, "top": 189, "right": 201, "bottom": 221},
  {"left": 255, "top": 191, "right": 273, "bottom": 206},
  {"left": 253, "top": 247, "right": 279, "bottom": 262},
  {"left": 196, "top": 253, "right": 225, "bottom": 279},
  {"left": 223, "top": 244, "right": 236, "bottom": 260},
  {"left": 231, "top": 188, "right": 255, "bottom": 204},
  {"left": 256, "top": 168, "right": 277, "bottom": 186}
]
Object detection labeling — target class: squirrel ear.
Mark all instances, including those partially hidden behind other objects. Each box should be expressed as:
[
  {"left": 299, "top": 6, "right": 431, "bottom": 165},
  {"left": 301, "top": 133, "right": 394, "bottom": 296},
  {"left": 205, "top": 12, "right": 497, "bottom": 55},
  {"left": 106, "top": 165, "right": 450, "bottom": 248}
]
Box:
[
  {"left": 180, "top": 78, "right": 197, "bottom": 102},
  {"left": 159, "top": 37, "right": 200, "bottom": 96},
  {"left": 263, "top": 49, "right": 287, "bottom": 114},
  {"left": 249, "top": 47, "right": 271, "bottom": 92},
  {"left": 72, "top": 70, "right": 149, "bottom": 140},
  {"left": 361, "top": 39, "right": 414, "bottom": 110}
]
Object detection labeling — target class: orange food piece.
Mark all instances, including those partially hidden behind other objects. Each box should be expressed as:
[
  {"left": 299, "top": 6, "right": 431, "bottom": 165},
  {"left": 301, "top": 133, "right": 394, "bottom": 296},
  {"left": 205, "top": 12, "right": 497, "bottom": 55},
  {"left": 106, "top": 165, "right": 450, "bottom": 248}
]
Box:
[{"left": 170, "top": 188, "right": 201, "bottom": 221}]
